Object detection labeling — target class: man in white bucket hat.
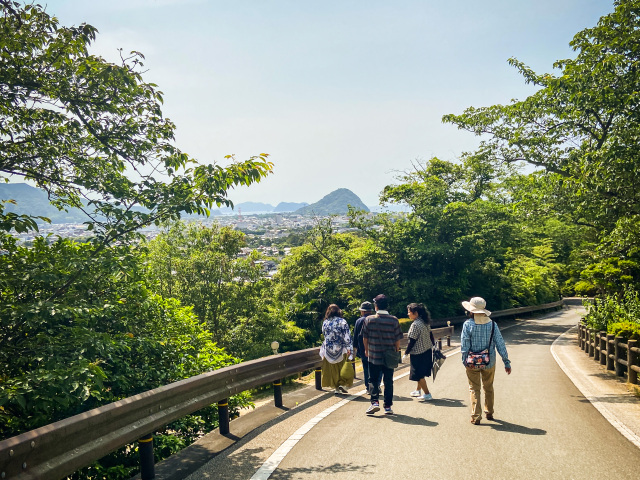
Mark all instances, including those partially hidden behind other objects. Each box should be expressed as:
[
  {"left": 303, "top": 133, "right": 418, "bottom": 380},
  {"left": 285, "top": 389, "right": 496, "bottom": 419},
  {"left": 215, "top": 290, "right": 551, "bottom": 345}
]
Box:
[{"left": 460, "top": 297, "right": 512, "bottom": 425}]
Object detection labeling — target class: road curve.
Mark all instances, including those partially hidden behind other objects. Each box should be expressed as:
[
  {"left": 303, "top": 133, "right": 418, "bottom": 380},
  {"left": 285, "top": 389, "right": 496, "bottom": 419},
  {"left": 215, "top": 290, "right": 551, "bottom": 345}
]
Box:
[{"left": 187, "top": 306, "right": 640, "bottom": 480}]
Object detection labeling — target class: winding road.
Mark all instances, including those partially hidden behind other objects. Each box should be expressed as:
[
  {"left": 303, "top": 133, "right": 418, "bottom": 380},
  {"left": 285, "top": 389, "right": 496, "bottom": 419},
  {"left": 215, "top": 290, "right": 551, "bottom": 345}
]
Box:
[{"left": 187, "top": 306, "right": 640, "bottom": 480}]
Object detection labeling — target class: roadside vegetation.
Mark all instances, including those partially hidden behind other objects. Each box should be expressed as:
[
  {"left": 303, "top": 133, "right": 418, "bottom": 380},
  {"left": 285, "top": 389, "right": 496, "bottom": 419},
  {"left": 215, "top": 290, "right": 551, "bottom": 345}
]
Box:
[{"left": 1, "top": 1, "right": 640, "bottom": 479}]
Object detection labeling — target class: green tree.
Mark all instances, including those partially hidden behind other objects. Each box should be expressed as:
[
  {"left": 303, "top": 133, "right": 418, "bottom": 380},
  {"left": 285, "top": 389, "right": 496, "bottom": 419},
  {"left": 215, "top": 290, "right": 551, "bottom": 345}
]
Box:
[
  {"left": 0, "top": 1, "right": 272, "bottom": 245},
  {"left": 146, "top": 222, "right": 306, "bottom": 358},
  {"left": 443, "top": 0, "right": 640, "bottom": 291}
]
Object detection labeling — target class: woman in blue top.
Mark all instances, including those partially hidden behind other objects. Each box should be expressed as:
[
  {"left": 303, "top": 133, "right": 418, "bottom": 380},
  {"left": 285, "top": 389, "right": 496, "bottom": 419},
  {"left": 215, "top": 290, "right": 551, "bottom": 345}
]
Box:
[
  {"left": 460, "top": 297, "right": 512, "bottom": 425},
  {"left": 319, "top": 304, "right": 353, "bottom": 394}
]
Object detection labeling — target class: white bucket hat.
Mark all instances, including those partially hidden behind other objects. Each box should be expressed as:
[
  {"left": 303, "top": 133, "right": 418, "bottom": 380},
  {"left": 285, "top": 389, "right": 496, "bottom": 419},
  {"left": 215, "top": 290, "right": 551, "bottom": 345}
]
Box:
[{"left": 461, "top": 297, "right": 491, "bottom": 316}]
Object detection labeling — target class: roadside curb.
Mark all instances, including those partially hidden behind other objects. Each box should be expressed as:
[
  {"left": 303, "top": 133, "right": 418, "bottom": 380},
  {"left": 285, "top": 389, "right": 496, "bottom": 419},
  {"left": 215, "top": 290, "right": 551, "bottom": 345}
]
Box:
[{"left": 551, "top": 324, "right": 640, "bottom": 450}]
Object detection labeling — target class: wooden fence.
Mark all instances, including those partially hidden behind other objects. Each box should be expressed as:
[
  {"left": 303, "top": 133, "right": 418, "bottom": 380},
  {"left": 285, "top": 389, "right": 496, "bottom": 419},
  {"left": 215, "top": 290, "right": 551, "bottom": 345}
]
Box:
[{"left": 577, "top": 323, "right": 640, "bottom": 386}]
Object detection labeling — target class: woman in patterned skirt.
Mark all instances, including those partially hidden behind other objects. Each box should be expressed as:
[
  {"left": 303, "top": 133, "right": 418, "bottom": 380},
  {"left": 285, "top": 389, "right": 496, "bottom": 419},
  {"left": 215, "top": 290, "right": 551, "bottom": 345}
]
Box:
[
  {"left": 405, "top": 302, "right": 434, "bottom": 401},
  {"left": 319, "top": 304, "right": 354, "bottom": 394}
]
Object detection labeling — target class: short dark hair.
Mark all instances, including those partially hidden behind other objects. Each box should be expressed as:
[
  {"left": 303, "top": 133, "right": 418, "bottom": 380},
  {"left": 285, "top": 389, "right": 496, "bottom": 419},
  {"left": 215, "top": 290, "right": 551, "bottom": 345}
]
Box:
[
  {"left": 407, "top": 302, "right": 432, "bottom": 324},
  {"left": 324, "top": 303, "right": 343, "bottom": 319},
  {"left": 373, "top": 294, "right": 388, "bottom": 310}
]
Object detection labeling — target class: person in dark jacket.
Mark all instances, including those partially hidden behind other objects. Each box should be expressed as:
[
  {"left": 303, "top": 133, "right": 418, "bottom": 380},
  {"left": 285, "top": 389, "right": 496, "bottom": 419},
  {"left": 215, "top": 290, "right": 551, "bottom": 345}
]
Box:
[{"left": 353, "top": 301, "right": 378, "bottom": 393}]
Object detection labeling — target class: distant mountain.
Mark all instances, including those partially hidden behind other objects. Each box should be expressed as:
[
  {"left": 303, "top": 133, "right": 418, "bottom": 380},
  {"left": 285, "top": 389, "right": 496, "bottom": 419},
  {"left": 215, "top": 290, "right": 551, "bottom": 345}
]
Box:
[
  {"left": 274, "top": 202, "right": 308, "bottom": 213},
  {"left": 219, "top": 201, "right": 275, "bottom": 214},
  {"left": 295, "top": 188, "right": 369, "bottom": 216},
  {"left": 0, "top": 183, "right": 88, "bottom": 224}
]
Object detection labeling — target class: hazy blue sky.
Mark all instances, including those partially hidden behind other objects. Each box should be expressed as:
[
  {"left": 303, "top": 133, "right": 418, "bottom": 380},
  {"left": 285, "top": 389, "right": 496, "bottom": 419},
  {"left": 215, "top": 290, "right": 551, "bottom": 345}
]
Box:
[{"left": 44, "top": 0, "right": 614, "bottom": 207}]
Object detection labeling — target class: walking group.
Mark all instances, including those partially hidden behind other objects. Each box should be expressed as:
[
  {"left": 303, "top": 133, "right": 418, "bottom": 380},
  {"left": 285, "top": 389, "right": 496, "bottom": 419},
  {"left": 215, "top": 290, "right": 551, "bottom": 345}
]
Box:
[{"left": 319, "top": 294, "right": 512, "bottom": 424}]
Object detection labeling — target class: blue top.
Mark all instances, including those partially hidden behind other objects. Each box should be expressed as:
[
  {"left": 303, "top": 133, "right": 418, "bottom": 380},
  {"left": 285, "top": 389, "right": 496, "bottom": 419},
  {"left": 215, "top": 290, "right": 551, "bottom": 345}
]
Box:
[
  {"left": 353, "top": 315, "right": 368, "bottom": 358},
  {"left": 461, "top": 318, "right": 511, "bottom": 369}
]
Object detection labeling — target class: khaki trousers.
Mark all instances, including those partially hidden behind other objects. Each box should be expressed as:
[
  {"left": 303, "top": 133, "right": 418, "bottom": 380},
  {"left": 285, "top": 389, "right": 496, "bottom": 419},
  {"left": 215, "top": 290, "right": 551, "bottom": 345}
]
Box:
[{"left": 465, "top": 365, "right": 496, "bottom": 421}]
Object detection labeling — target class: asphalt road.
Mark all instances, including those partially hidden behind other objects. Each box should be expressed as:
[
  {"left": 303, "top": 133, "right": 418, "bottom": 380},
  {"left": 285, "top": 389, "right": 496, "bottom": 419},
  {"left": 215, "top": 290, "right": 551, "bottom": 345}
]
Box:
[{"left": 187, "top": 307, "right": 640, "bottom": 480}]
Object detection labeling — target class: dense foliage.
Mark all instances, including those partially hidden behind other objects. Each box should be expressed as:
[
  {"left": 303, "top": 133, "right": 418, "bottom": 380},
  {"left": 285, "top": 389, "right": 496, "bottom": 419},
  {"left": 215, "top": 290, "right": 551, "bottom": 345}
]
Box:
[
  {"left": 4, "top": 1, "right": 640, "bottom": 478},
  {"left": 443, "top": 0, "right": 640, "bottom": 296},
  {"left": 145, "top": 222, "right": 306, "bottom": 359}
]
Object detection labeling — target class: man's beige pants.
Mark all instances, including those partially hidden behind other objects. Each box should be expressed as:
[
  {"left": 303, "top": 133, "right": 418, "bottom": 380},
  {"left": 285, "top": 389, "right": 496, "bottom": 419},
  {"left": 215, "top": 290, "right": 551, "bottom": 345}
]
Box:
[{"left": 465, "top": 365, "right": 496, "bottom": 421}]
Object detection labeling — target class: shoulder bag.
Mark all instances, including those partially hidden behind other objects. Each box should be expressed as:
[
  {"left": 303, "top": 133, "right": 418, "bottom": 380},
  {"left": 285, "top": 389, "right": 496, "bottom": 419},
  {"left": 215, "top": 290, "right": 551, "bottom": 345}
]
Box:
[{"left": 464, "top": 321, "right": 495, "bottom": 370}]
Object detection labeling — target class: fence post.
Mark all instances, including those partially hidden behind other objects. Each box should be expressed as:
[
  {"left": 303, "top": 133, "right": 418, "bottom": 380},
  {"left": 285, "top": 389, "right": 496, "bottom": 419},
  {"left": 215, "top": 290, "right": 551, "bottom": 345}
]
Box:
[
  {"left": 614, "top": 336, "right": 624, "bottom": 377},
  {"left": 218, "top": 399, "right": 230, "bottom": 435},
  {"left": 315, "top": 368, "right": 322, "bottom": 390},
  {"left": 138, "top": 434, "right": 155, "bottom": 480},
  {"left": 583, "top": 326, "right": 589, "bottom": 353},
  {"left": 594, "top": 331, "right": 600, "bottom": 360},
  {"left": 628, "top": 339, "right": 638, "bottom": 385},
  {"left": 606, "top": 334, "right": 615, "bottom": 370},
  {"left": 578, "top": 324, "right": 583, "bottom": 349},
  {"left": 273, "top": 380, "right": 283, "bottom": 408},
  {"left": 599, "top": 332, "right": 607, "bottom": 365},
  {"left": 588, "top": 329, "right": 595, "bottom": 357}
]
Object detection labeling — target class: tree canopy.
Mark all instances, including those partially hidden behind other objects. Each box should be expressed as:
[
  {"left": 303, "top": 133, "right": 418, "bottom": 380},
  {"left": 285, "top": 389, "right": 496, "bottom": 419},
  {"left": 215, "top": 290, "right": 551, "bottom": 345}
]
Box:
[
  {"left": 443, "top": 0, "right": 640, "bottom": 294},
  {"left": 0, "top": 0, "right": 272, "bottom": 241}
]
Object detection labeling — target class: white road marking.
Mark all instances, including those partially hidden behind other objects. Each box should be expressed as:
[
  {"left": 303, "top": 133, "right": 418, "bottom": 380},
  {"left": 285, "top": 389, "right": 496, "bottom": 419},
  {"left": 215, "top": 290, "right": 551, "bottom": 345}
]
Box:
[
  {"left": 551, "top": 325, "right": 640, "bottom": 450},
  {"left": 250, "top": 321, "right": 519, "bottom": 479},
  {"left": 249, "top": 369, "right": 412, "bottom": 480}
]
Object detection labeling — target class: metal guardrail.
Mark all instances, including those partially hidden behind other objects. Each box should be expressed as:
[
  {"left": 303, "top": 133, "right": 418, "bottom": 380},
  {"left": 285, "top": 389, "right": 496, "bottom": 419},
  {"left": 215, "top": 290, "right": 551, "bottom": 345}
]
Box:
[{"left": 0, "top": 300, "right": 564, "bottom": 480}]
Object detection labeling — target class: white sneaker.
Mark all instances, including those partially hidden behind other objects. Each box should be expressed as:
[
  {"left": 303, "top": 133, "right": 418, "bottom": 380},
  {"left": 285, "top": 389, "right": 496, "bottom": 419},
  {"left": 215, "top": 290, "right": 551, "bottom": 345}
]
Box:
[
  {"left": 410, "top": 390, "right": 422, "bottom": 397},
  {"left": 422, "top": 393, "right": 433, "bottom": 401},
  {"left": 337, "top": 385, "right": 348, "bottom": 394}
]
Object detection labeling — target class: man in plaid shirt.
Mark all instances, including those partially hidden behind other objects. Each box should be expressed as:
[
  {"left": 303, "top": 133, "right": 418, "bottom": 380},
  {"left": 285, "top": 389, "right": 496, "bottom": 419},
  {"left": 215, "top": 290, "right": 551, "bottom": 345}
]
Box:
[
  {"left": 461, "top": 297, "right": 512, "bottom": 425},
  {"left": 362, "top": 294, "right": 403, "bottom": 415}
]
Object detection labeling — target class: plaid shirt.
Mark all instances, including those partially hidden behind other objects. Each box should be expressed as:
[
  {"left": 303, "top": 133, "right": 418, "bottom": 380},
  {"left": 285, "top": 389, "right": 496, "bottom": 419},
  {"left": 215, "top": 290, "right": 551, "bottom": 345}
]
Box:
[
  {"left": 362, "top": 311, "right": 403, "bottom": 366},
  {"left": 461, "top": 319, "right": 511, "bottom": 369}
]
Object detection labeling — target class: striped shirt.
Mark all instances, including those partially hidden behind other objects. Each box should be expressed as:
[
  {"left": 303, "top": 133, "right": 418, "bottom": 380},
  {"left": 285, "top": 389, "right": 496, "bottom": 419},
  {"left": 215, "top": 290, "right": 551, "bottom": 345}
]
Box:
[
  {"left": 362, "top": 311, "right": 403, "bottom": 366},
  {"left": 460, "top": 318, "right": 511, "bottom": 369}
]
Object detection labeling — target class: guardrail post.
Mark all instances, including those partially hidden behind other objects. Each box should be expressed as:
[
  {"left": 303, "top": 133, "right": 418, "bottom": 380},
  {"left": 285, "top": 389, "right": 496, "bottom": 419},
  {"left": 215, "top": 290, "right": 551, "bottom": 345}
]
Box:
[
  {"left": 628, "top": 340, "right": 638, "bottom": 385},
  {"left": 614, "top": 336, "right": 624, "bottom": 377},
  {"left": 599, "top": 332, "right": 607, "bottom": 365},
  {"left": 315, "top": 368, "right": 322, "bottom": 390},
  {"left": 138, "top": 434, "right": 155, "bottom": 480},
  {"left": 606, "top": 334, "right": 615, "bottom": 370},
  {"left": 218, "top": 399, "right": 230, "bottom": 435},
  {"left": 273, "top": 380, "right": 283, "bottom": 408}
]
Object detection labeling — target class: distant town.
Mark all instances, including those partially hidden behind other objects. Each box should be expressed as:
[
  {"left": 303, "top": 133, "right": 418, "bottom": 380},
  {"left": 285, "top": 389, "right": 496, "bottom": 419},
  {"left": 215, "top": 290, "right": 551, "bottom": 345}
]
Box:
[{"left": 13, "top": 212, "right": 383, "bottom": 278}]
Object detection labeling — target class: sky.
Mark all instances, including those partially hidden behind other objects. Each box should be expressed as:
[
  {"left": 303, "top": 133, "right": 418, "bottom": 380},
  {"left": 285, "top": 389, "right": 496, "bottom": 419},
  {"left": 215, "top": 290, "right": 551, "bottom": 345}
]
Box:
[{"left": 42, "top": 0, "right": 615, "bottom": 208}]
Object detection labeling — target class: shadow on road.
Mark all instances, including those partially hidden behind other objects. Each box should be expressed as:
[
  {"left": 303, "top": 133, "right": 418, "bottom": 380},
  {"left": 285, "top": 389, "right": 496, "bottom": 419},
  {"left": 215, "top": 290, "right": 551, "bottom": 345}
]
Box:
[
  {"left": 506, "top": 324, "right": 572, "bottom": 346},
  {"left": 273, "top": 462, "right": 375, "bottom": 479},
  {"left": 576, "top": 394, "right": 640, "bottom": 404},
  {"left": 426, "top": 397, "right": 465, "bottom": 408},
  {"left": 487, "top": 418, "right": 546, "bottom": 435},
  {"left": 367, "top": 413, "right": 438, "bottom": 427}
]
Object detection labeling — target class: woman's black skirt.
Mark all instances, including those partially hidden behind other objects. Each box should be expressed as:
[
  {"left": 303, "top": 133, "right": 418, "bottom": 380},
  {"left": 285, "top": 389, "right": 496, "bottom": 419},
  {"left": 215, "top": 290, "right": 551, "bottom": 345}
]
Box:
[{"left": 409, "top": 348, "right": 433, "bottom": 381}]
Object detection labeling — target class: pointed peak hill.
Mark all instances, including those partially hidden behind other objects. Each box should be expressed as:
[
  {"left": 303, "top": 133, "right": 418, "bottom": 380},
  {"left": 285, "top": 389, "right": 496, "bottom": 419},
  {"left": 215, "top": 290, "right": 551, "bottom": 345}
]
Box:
[{"left": 295, "top": 188, "right": 369, "bottom": 216}]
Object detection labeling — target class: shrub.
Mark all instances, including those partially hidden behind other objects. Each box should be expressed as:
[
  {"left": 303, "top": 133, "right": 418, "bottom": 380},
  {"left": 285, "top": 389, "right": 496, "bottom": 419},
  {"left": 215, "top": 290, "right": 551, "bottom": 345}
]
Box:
[
  {"left": 398, "top": 317, "right": 412, "bottom": 333},
  {"left": 607, "top": 322, "right": 640, "bottom": 341}
]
